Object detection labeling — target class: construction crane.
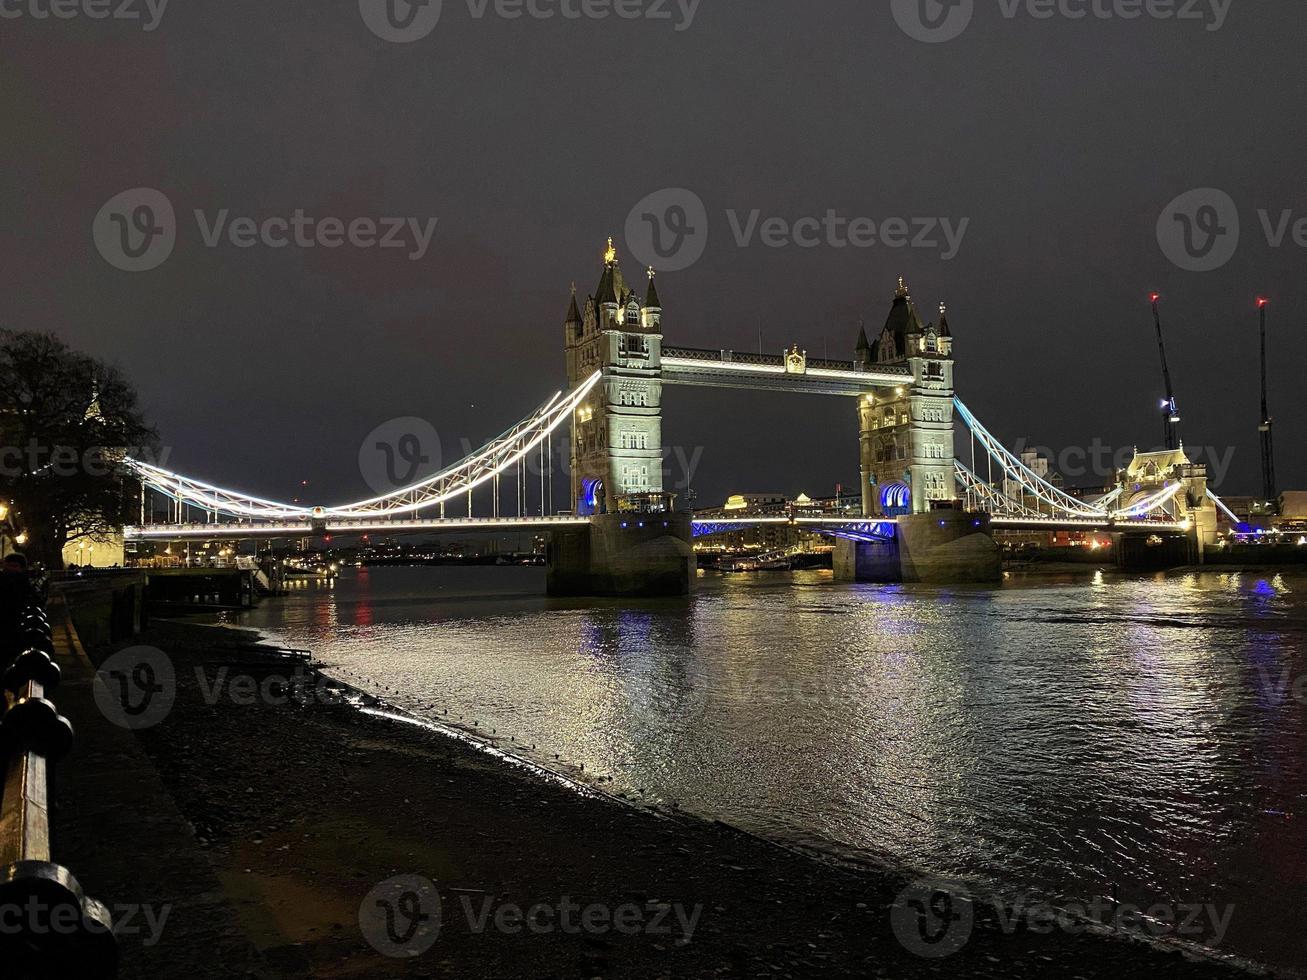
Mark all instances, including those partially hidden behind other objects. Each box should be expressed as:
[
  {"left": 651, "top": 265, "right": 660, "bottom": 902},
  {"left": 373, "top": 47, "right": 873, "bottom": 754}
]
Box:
[
  {"left": 1258, "top": 298, "right": 1277, "bottom": 510},
  {"left": 1150, "top": 294, "right": 1182, "bottom": 451}
]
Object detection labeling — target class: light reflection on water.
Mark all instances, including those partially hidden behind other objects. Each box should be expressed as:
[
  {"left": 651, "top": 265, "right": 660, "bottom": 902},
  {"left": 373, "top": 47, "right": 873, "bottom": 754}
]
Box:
[{"left": 233, "top": 567, "right": 1307, "bottom": 972}]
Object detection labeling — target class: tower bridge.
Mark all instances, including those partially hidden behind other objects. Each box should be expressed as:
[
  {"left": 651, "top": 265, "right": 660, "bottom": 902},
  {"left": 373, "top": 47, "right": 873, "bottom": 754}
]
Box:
[{"left": 122, "top": 240, "right": 1227, "bottom": 595}]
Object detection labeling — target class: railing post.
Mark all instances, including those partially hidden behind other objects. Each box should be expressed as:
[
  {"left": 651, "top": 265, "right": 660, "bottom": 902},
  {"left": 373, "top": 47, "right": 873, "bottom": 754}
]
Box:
[{"left": 0, "top": 592, "right": 117, "bottom": 977}]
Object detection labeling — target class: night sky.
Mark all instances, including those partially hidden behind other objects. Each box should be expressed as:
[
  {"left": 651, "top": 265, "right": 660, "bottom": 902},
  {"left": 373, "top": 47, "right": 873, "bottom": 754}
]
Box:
[{"left": 3, "top": 0, "right": 1303, "bottom": 509}]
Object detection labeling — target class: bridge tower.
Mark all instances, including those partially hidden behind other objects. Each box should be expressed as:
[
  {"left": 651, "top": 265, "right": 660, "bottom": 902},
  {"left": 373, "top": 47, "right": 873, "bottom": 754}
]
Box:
[
  {"left": 564, "top": 239, "right": 666, "bottom": 515},
  {"left": 554, "top": 240, "right": 693, "bottom": 596},
  {"left": 1116, "top": 447, "right": 1221, "bottom": 563},
  {"left": 856, "top": 279, "right": 957, "bottom": 517}
]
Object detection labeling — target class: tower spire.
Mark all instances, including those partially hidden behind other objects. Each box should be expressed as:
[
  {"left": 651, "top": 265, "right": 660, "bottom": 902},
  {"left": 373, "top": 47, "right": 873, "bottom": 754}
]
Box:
[
  {"left": 645, "top": 266, "right": 661, "bottom": 311},
  {"left": 595, "top": 236, "right": 626, "bottom": 308},
  {"left": 565, "top": 281, "right": 583, "bottom": 338},
  {"left": 83, "top": 384, "right": 104, "bottom": 423}
]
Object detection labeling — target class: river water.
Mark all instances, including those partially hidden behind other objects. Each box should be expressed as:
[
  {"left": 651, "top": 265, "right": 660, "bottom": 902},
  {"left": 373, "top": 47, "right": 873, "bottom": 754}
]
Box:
[{"left": 230, "top": 566, "right": 1307, "bottom": 973}]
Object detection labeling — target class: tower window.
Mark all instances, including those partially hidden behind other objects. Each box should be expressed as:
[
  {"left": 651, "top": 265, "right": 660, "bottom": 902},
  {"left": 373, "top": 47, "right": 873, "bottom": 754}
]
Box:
[{"left": 620, "top": 335, "right": 650, "bottom": 358}]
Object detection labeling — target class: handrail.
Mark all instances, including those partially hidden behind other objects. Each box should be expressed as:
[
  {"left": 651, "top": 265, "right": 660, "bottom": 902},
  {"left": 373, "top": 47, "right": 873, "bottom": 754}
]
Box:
[{"left": 0, "top": 585, "right": 117, "bottom": 977}]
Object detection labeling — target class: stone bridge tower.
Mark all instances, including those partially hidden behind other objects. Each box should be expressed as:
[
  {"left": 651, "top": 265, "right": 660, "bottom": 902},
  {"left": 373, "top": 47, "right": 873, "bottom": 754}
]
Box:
[
  {"left": 552, "top": 240, "right": 693, "bottom": 597},
  {"left": 856, "top": 279, "right": 958, "bottom": 517},
  {"left": 1117, "top": 448, "right": 1221, "bottom": 560},
  {"left": 564, "top": 239, "right": 665, "bottom": 515}
]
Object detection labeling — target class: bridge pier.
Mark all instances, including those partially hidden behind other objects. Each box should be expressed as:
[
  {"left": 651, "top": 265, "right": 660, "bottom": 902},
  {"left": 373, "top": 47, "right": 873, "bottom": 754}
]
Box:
[
  {"left": 1112, "top": 531, "right": 1197, "bottom": 571},
  {"left": 546, "top": 513, "right": 696, "bottom": 597},
  {"left": 835, "top": 512, "right": 1002, "bottom": 585}
]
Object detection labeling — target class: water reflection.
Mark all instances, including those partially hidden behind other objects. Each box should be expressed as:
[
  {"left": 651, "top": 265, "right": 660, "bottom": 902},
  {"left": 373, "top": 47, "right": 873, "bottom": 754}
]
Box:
[{"left": 233, "top": 565, "right": 1307, "bottom": 973}]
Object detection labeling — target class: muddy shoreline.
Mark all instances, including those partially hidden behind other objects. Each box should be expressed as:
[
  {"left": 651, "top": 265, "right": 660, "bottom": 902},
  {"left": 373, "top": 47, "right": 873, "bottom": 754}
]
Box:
[{"left": 68, "top": 618, "right": 1278, "bottom": 979}]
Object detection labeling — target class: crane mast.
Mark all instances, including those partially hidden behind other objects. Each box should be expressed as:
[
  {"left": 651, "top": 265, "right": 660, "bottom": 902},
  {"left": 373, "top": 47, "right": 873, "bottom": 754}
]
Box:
[
  {"left": 1258, "top": 299, "right": 1277, "bottom": 510},
  {"left": 1150, "top": 295, "right": 1181, "bottom": 451}
]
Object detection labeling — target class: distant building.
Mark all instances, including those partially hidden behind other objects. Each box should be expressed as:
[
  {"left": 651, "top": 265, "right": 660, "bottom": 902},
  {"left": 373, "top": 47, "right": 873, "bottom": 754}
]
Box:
[
  {"left": 1213, "top": 493, "right": 1307, "bottom": 528},
  {"left": 1218, "top": 495, "right": 1259, "bottom": 522},
  {"left": 1278, "top": 491, "right": 1307, "bottom": 525},
  {"left": 795, "top": 491, "right": 863, "bottom": 515},
  {"left": 723, "top": 493, "right": 787, "bottom": 513},
  {"left": 711, "top": 490, "right": 861, "bottom": 517},
  {"left": 1003, "top": 448, "right": 1063, "bottom": 504},
  {"left": 699, "top": 491, "right": 853, "bottom": 553},
  {"left": 63, "top": 531, "right": 126, "bottom": 568},
  {"left": 1066, "top": 483, "right": 1113, "bottom": 501}
]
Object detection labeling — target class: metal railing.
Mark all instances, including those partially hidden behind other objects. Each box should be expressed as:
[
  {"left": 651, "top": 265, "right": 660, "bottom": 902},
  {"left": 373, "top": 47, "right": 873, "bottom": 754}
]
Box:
[{"left": 0, "top": 587, "right": 117, "bottom": 977}]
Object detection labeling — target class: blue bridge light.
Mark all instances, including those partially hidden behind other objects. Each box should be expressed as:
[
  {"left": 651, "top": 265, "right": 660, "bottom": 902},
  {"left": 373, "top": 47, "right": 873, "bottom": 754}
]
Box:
[{"left": 881, "top": 482, "right": 912, "bottom": 518}]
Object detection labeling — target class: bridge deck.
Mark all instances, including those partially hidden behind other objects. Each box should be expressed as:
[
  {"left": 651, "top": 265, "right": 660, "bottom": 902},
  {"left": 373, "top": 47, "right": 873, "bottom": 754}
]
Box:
[
  {"left": 125, "top": 515, "right": 590, "bottom": 540},
  {"left": 124, "top": 513, "right": 1189, "bottom": 541},
  {"left": 661, "top": 347, "right": 911, "bottom": 396}
]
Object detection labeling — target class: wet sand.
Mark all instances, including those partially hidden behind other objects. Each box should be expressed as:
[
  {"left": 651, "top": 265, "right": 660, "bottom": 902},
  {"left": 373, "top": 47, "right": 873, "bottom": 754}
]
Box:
[{"left": 57, "top": 617, "right": 1276, "bottom": 979}]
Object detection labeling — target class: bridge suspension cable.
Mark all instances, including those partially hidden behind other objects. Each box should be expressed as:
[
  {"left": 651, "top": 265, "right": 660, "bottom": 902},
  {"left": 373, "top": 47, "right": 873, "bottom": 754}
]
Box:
[
  {"left": 1111, "top": 481, "right": 1185, "bottom": 521},
  {"left": 1207, "top": 489, "right": 1240, "bottom": 525},
  {"left": 953, "top": 398, "right": 1107, "bottom": 519},
  {"left": 954, "top": 461, "right": 1043, "bottom": 518},
  {"left": 127, "top": 372, "right": 602, "bottom": 521}
]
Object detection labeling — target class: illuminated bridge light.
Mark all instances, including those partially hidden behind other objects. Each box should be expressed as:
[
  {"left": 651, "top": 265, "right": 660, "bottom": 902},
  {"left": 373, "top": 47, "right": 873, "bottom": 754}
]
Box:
[
  {"left": 125, "top": 372, "right": 602, "bottom": 523},
  {"left": 124, "top": 370, "right": 1223, "bottom": 546}
]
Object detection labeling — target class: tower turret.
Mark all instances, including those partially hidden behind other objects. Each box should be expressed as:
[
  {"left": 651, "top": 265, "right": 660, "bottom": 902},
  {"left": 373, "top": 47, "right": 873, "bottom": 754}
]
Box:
[
  {"left": 564, "top": 282, "right": 583, "bottom": 341},
  {"left": 643, "top": 268, "right": 662, "bottom": 332},
  {"left": 855, "top": 321, "right": 872, "bottom": 368},
  {"left": 594, "top": 237, "right": 632, "bottom": 327},
  {"left": 936, "top": 302, "right": 953, "bottom": 356}
]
